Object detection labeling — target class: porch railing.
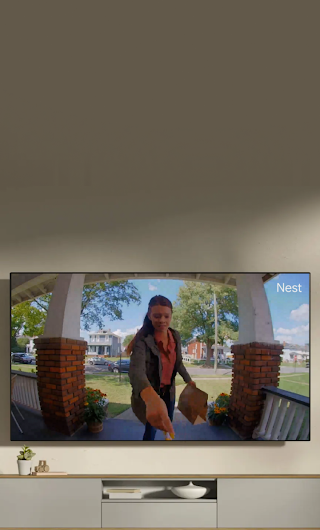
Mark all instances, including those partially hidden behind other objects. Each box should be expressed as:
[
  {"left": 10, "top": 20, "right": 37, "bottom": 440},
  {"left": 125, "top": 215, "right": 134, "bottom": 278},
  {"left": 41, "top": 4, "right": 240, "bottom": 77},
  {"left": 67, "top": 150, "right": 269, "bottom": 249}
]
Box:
[
  {"left": 11, "top": 370, "right": 41, "bottom": 411},
  {"left": 252, "top": 386, "right": 310, "bottom": 441}
]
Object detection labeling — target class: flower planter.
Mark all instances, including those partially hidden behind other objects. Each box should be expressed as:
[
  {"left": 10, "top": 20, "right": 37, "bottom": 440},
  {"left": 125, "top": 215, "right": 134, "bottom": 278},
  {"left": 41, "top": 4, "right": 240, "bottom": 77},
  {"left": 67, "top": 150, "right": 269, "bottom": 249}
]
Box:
[
  {"left": 208, "top": 417, "right": 225, "bottom": 427},
  {"left": 87, "top": 421, "right": 103, "bottom": 433},
  {"left": 84, "top": 390, "right": 108, "bottom": 433},
  {"left": 17, "top": 459, "right": 33, "bottom": 475}
]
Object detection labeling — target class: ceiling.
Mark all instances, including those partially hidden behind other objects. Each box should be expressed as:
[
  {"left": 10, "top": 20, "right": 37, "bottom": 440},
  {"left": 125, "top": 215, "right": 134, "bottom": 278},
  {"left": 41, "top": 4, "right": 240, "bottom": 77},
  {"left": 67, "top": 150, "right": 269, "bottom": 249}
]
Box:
[{"left": 10, "top": 272, "right": 278, "bottom": 306}]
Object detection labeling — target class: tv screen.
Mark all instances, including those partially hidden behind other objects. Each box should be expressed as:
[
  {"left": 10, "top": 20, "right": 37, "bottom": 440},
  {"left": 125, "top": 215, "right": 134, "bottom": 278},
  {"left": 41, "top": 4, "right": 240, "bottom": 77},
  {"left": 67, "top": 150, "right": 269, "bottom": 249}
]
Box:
[{"left": 10, "top": 272, "right": 310, "bottom": 442}]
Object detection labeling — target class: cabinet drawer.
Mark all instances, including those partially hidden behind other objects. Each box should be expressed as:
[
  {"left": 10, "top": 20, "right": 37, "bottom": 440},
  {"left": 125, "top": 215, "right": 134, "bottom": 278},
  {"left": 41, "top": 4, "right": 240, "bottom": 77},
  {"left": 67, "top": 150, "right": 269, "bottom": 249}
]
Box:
[{"left": 102, "top": 501, "right": 217, "bottom": 528}]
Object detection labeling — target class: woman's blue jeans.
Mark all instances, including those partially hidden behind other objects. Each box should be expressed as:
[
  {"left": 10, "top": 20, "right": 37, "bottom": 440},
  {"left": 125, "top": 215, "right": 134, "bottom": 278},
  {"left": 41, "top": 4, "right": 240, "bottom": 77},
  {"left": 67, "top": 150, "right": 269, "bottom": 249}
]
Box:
[{"left": 143, "top": 386, "right": 175, "bottom": 441}]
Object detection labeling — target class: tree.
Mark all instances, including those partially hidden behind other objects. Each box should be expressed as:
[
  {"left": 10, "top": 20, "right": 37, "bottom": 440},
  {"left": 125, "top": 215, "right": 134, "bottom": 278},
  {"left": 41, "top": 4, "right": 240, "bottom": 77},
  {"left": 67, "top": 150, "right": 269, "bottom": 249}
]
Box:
[
  {"left": 11, "top": 337, "right": 30, "bottom": 354},
  {"left": 17, "top": 337, "right": 30, "bottom": 348},
  {"left": 11, "top": 281, "right": 142, "bottom": 354},
  {"left": 11, "top": 301, "right": 46, "bottom": 339},
  {"left": 33, "top": 281, "right": 141, "bottom": 332},
  {"left": 123, "top": 334, "right": 135, "bottom": 349},
  {"left": 11, "top": 335, "right": 18, "bottom": 352},
  {"left": 170, "top": 281, "right": 239, "bottom": 371}
]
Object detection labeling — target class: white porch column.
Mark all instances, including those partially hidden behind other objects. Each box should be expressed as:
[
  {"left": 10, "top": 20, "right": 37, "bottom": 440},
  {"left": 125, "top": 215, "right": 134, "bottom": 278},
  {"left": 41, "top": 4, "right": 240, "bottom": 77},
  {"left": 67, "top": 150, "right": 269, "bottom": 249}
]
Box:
[
  {"left": 235, "top": 274, "right": 277, "bottom": 344},
  {"left": 43, "top": 274, "right": 85, "bottom": 340},
  {"left": 227, "top": 274, "right": 282, "bottom": 440}
]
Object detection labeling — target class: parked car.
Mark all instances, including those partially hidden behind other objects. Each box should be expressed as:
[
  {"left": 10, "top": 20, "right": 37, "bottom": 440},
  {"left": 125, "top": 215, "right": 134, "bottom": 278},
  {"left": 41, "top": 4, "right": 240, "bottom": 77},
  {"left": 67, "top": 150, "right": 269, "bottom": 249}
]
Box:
[
  {"left": 88, "top": 356, "right": 113, "bottom": 367},
  {"left": 108, "top": 359, "right": 130, "bottom": 373},
  {"left": 11, "top": 353, "right": 35, "bottom": 364}
]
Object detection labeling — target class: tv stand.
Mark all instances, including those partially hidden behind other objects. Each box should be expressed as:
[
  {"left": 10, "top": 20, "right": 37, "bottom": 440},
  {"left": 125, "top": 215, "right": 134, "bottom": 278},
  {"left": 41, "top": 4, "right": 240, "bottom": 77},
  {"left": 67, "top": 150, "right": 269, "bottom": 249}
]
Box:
[{"left": 0, "top": 475, "right": 319, "bottom": 528}]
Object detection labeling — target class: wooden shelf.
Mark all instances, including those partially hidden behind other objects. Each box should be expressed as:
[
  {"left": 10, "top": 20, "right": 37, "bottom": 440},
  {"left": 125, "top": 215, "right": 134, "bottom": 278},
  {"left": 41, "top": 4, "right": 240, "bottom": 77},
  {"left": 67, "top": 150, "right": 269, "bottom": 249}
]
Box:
[
  {"left": 102, "top": 499, "right": 217, "bottom": 503},
  {"left": 1, "top": 474, "right": 320, "bottom": 478}
]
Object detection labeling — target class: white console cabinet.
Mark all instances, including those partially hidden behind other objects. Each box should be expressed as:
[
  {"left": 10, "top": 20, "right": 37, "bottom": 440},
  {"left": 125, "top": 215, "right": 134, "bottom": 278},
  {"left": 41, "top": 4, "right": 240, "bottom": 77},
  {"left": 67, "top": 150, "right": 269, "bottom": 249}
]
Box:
[{"left": 0, "top": 476, "right": 319, "bottom": 529}]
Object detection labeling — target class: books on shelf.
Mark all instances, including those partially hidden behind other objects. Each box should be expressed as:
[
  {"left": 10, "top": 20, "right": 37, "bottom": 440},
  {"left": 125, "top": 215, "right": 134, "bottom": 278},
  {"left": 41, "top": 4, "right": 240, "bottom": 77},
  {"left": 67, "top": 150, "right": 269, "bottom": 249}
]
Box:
[
  {"left": 108, "top": 492, "right": 142, "bottom": 499},
  {"left": 106, "top": 489, "right": 141, "bottom": 493},
  {"left": 105, "top": 488, "right": 142, "bottom": 499}
]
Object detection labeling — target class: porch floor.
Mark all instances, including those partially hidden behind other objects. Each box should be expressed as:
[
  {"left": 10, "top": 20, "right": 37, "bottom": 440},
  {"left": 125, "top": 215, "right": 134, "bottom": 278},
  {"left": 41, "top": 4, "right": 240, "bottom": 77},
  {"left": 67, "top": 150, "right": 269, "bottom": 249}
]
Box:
[{"left": 11, "top": 404, "right": 244, "bottom": 441}]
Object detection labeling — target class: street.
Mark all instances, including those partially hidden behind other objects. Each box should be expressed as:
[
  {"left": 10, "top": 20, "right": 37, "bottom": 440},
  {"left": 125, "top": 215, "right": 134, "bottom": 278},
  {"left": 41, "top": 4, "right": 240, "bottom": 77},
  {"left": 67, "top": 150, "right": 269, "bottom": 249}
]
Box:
[{"left": 84, "top": 364, "right": 309, "bottom": 376}]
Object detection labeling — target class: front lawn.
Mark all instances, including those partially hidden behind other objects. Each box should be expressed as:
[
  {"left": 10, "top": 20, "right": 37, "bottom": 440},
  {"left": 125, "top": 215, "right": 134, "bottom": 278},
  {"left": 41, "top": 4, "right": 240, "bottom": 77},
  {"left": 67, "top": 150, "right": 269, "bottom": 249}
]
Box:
[
  {"left": 175, "top": 379, "right": 232, "bottom": 402},
  {"left": 11, "top": 363, "right": 36, "bottom": 373},
  {"left": 12, "top": 364, "right": 308, "bottom": 422},
  {"left": 281, "top": 361, "right": 308, "bottom": 368},
  {"left": 277, "top": 373, "right": 309, "bottom": 397},
  {"left": 190, "top": 360, "right": 230, "bottom": 368},
  {"left": 84, "top": 371, "right": 309, "bottom": 417},
  {"left": 85, "top": 373, "right": 132, "bottom": 418}
]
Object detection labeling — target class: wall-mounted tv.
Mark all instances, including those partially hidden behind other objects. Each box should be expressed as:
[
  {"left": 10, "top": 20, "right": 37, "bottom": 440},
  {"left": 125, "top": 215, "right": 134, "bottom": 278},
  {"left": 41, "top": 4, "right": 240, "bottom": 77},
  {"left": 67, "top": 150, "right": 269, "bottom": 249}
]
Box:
[{"left": 10, "top": 272, "right": 310, "bottom": 442}]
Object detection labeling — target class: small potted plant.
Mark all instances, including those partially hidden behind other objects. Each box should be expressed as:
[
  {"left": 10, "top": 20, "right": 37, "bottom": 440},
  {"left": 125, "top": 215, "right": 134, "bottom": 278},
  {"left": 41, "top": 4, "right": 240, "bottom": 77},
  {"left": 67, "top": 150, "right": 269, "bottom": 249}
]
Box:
[
  {"left": 17, "top": 445, "right": 36, "bottom": 475},
  {"left": 84, "top": 388, "right": 108, "bottom": 433},
  {"left": 207, "top": 393, "right": 230, "bottom": 426}
]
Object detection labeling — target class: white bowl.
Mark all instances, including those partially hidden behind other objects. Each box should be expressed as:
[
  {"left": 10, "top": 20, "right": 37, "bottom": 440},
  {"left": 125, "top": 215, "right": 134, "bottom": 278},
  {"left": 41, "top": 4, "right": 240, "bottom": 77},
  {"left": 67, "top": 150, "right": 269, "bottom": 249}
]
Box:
[{"left": 171, "top": 481, "right": 208, "bottom": 499}]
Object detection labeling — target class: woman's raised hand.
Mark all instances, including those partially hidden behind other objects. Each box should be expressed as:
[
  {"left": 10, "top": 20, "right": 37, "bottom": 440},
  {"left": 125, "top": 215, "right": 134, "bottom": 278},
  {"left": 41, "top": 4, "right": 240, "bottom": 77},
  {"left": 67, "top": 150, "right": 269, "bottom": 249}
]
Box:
[{"left": 140, "top": 386, "right": 175, "bottom": 437}]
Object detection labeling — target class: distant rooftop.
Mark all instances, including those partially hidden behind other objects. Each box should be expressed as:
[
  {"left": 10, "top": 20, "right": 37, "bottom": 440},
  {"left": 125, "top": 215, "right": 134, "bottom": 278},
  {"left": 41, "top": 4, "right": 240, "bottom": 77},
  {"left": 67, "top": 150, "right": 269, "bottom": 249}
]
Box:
[{"left": 89, "top": 329, "right": 121, "bottom": 339}]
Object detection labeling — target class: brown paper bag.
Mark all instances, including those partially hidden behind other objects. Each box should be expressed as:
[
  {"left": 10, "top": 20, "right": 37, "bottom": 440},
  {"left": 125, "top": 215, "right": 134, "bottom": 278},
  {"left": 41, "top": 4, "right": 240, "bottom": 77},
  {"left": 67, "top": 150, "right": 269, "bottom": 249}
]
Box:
[{"left": 177, "top": 384, "right": 208, "bottom": 425}]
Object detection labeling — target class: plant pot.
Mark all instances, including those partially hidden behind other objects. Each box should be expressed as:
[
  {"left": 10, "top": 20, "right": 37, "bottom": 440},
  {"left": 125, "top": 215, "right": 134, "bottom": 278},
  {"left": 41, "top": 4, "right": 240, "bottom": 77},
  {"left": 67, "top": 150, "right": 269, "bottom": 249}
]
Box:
[
  {"left": 209, "top": 416, "right": 225, "bottom": 426},
  {"left": 86, "top": 420, "right": 103, "bottom": 433},
  {"left": 17, "top": 459, "right": 33, "bottom": 475}
]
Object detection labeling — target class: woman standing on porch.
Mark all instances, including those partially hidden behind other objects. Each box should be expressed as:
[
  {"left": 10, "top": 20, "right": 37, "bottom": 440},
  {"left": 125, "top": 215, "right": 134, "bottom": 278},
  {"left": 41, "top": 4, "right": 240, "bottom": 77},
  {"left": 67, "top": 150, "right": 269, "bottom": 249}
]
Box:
[{"left": 127, "top": 295, "right": 196, "bottom": 441}]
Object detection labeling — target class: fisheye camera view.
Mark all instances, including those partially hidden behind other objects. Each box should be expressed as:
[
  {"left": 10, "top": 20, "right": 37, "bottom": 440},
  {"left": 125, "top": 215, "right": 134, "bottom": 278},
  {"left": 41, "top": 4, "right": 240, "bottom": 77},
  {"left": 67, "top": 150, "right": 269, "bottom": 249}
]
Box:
[{"left": 10, "top": 272, "right": 310, "bottom": 442}]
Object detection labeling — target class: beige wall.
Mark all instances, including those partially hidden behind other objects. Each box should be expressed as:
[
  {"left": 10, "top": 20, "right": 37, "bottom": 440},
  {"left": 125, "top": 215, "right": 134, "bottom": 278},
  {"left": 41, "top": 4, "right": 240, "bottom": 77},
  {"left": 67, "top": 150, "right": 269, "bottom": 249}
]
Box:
[{"left": 0, "top": 1, "right": 319, "bottom": 475}]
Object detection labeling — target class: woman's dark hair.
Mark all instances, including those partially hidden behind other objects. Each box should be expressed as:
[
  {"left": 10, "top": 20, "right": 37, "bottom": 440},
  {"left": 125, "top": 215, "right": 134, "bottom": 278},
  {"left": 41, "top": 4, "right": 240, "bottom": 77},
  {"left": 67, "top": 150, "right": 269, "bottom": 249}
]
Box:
[{"left": 125, "top": 295, "right": 173, "bottom": 355}]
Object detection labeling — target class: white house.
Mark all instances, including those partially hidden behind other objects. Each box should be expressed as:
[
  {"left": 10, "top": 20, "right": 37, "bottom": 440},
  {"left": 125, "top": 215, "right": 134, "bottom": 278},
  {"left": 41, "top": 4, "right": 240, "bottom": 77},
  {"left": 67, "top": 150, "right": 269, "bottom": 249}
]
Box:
[
  {"left": 87, "top": 329, "right": 121, "bottom": 357},
  {"left": 281, "top": 348, "right": 309, "bottom": 363},
  {"left": 25, "top": 337, "right": 36, "bottom": 353},
  {"left": 223, "top": 346, "right": 233, "bottom": 360}
]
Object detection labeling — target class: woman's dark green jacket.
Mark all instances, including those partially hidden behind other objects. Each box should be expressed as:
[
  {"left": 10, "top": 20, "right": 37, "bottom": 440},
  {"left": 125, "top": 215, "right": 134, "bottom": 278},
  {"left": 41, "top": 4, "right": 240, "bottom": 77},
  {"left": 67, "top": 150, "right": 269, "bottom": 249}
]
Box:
[{"left": 128, "top": 327, "right": 192, "bottom": 425}]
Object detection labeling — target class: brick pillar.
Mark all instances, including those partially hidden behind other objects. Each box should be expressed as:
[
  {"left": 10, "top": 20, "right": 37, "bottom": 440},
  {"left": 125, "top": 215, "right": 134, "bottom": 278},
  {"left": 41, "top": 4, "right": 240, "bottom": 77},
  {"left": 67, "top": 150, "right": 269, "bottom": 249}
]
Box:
[
  {"left": 34, "top": 337, "right": 87, "bottom": 436},
  {"left": 227, "top": 342, "right": 283, "bottom": 440}
]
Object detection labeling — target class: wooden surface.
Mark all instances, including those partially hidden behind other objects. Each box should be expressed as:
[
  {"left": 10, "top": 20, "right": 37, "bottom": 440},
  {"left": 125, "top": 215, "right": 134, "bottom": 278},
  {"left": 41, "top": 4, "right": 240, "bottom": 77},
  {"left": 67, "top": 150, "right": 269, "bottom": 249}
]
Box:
[{"left": 1, "top": 474, "right": 320, "bottom": 478}]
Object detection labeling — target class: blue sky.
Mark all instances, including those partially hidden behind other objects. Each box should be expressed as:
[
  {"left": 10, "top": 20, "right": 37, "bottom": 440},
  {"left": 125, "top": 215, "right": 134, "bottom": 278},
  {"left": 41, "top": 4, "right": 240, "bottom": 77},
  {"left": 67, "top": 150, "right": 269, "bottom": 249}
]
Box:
[
  {"left": 80, "top": 274, "right": 310, "bottom": 347},
  {"left": 264, "top": 273, "right": 309, "bottom": 346}
]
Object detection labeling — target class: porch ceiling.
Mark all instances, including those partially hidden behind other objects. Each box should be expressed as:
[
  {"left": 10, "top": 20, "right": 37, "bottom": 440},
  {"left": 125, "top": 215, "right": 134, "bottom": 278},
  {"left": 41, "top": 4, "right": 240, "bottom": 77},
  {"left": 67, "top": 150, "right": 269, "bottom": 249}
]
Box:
[{"left": 10, "top": 272, "right": 278, "bottom": 306}]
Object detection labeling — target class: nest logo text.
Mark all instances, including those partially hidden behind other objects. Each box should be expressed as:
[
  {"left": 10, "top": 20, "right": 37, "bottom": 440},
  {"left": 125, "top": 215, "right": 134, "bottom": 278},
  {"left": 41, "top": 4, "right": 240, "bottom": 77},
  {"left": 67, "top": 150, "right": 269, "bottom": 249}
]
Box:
[{"left": 277, "top": 283, "right": 302, "bottom": 293}]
